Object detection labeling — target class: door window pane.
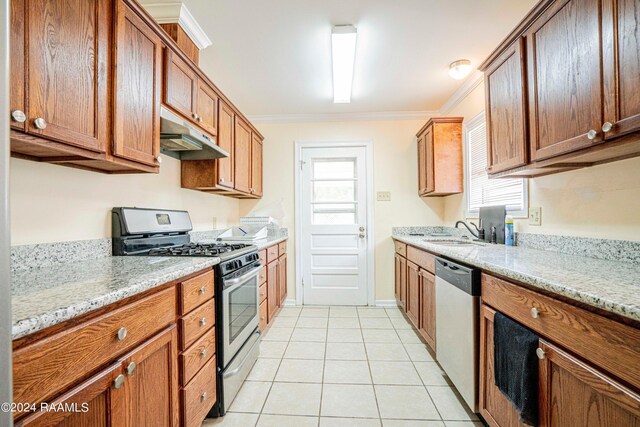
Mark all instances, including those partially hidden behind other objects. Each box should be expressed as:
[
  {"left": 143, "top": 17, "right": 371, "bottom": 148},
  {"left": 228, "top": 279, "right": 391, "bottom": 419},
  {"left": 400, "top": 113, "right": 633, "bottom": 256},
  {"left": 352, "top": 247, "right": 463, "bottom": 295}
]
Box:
[
  {"left": 313, "top": 159, "right": 356, "bottom": 179},
  {"left": 313, "top": 180, "right": 356, "bottom": 202}
]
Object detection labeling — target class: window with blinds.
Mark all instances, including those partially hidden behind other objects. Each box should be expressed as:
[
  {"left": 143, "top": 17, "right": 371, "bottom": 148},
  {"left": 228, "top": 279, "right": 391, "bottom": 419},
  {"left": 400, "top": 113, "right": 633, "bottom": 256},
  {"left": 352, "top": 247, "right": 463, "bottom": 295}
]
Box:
[{"left": 465, "top": 113, "right": 528, "bottom": 218}]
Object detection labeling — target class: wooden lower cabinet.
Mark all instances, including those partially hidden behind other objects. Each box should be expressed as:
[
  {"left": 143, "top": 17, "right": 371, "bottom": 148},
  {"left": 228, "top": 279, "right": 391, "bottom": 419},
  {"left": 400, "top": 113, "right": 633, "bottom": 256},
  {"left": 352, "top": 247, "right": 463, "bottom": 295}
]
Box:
[
  {"left": 260, "top": 241, "right": 288, "bottom": 331},
  {"left": 267, "top": 260, "right": 279, "bottom": 321},
  {"left": 278, "top": 253, "right": 287, "bottom": 305},
  {"left": 395, "top": 253, "right": 407, "bottom": 309},
  {"left": 259, "top": 300, "right": 268, "bottom": 332},
  {"left": 406, "top": 261, "right": 420, "bottom": 327},
  {"left": 418, "top": 269, "right": 436, "bottom": 351}
]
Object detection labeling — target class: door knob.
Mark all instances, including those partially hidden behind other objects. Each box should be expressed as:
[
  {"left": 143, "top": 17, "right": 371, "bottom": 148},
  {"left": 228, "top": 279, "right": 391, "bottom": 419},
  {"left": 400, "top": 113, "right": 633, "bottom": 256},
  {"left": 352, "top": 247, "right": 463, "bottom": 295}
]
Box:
[
  {"left": 587, "top": 129, "right": 597, "bottom": 140},
  {"left": 602, "top": 122, "right": 613, "bottom": 132},
  {"left": 33, "top": 117, "right": 47, "bottom": 129},
  {"left": 359, "top": 226, "right": 365, "bottom": 232},
  {"left": 11, "top": 110, "right": 26, "bottom": 123},
  {"left": 359, "top": 233, "right": 366, "bottom": 239}
]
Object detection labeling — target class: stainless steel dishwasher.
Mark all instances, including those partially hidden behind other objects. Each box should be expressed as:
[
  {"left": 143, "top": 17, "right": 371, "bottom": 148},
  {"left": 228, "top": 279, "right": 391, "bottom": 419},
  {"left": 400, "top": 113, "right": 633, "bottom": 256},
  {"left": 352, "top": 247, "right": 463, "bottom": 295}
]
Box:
[{"left": 435, "top": 257, "right": 481, "bottom": 412}]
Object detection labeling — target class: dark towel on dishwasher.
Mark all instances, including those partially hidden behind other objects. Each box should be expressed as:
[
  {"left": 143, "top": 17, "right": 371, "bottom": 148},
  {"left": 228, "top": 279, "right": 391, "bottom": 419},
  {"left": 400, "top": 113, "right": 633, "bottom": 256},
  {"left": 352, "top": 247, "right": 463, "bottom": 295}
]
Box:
[{"left": 494, "top": 312, "right": 539, "bottom": 426}]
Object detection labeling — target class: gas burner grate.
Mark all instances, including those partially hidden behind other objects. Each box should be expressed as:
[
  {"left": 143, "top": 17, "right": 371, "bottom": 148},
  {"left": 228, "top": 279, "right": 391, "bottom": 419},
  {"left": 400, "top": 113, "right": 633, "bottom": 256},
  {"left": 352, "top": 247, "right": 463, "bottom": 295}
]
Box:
[{"left": 148, "top": 242, "right": 251, "bottom": 257}]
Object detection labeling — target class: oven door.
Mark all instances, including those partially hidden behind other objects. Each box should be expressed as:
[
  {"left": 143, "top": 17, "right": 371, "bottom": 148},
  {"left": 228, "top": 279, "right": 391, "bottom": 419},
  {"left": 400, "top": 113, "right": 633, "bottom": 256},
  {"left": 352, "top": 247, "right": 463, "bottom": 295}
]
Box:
[{"left": 222, "top": 265, "right": 260, "bottom": 367}]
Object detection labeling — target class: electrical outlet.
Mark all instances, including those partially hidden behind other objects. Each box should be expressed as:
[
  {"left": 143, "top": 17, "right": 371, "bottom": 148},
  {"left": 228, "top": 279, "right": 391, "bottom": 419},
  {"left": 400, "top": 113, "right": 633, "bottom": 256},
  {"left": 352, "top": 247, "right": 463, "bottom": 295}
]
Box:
[
  {"left": 377, "top": 191, "right": 391, "bottom": 202},
  {"left": 529, "top": 207, "right": 542, "bottom": 226},
  {"left": 212, "top": 217, "right": 217, "bottom": 229}
]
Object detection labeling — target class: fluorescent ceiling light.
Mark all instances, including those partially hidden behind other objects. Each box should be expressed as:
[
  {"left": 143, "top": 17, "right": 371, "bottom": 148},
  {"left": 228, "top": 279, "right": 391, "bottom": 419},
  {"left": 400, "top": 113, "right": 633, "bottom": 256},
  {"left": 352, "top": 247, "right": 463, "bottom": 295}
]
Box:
[
  {"left": 331, "top": 25, "right": 357, "bottom": 103},
  {"left": 448, "top": 59, "right": 472, "bottom": 80}
]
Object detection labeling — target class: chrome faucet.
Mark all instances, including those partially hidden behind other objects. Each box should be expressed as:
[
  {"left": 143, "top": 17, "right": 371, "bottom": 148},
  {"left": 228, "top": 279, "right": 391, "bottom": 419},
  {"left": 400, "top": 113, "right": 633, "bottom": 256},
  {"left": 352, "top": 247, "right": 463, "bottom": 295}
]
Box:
[{"left": 455, "top": 220, "right": 485, "bottom": 240}]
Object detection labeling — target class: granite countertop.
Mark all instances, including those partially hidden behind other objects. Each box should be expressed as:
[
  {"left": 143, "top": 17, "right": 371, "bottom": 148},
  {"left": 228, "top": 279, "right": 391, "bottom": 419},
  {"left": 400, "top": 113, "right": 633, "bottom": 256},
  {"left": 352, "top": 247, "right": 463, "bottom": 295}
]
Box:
[
  {"left": 11, "top": 256, "right": 220, "bottom": 340},
  {"left": 392, "top": 234, "right": 640, "bottom": 322}
]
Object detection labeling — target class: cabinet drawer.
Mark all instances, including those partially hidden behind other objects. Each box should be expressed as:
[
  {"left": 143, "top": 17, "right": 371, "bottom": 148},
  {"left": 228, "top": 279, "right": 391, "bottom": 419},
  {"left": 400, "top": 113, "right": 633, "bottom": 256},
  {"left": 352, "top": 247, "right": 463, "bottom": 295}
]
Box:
[
  {"left": 180, "top": 270, "right": 214, "bottom": 314},
  {"left": 481, "top": 273, "right": 640, "bottom": 388},
  {"left": 259, "top": 265, "right": 267, "bottom": 285},
  {"left": 394, "top": 240, "right": 407, "bottom": 257},
  {"left": 267, "top": 245, "right": 279, "bottom": 264},
  {"left": 180, "top": 300, "right": 215, "bottom": 349},
  {"left": 181, "top": 356, "right": 217, "bottom": 427},
  {"left": 259, "top": 300, "right": 268, "bottom": 331},
  {"left": 13, "top": 287, "right": 176, "bottom": 407},
  {"left": 259, "top": 283, "right": 267, "bottom": 303},
  {"left": 407, "top": 246, "right": 435, "bottom": 274},
  {"left": 259, "top": 249, "right": 266, "bottom": 266},
  {"left": 278, "top": 241, "right": 287, "bottom": 256},
  {"left": 180, "top": 328, "right": 215, "bottom": 386}
]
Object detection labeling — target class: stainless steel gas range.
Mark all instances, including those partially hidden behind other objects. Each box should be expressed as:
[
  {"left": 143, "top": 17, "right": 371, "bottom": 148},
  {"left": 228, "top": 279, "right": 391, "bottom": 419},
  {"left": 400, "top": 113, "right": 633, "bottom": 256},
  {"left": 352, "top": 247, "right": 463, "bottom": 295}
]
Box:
[{"left": 112, "top": 207, "right": 261, "bottom": 417}]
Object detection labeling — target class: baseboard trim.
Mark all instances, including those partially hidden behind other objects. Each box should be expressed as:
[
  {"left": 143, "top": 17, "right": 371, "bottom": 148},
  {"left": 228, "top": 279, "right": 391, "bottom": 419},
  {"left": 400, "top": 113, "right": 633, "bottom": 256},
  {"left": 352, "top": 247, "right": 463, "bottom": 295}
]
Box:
[{"left": 375, "top": 300, "right": 400, "bottom": 307}]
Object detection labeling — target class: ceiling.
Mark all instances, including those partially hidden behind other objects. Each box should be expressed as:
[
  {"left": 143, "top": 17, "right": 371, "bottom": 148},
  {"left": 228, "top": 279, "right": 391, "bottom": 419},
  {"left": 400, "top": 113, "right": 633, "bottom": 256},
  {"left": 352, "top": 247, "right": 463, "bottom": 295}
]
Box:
[{"left": 147, "top": 0, "right": 537, "bottom": 117}]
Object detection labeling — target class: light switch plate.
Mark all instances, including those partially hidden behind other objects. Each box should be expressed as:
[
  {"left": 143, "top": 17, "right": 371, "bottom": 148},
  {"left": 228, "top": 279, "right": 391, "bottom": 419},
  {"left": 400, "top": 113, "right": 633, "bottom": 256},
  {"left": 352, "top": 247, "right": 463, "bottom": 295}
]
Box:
[
  {"left": 377, "top": 191, "right": 391, "bottom": 202},
  {"left": 529, "top": 207, "right": 542, "bottom": 226}
]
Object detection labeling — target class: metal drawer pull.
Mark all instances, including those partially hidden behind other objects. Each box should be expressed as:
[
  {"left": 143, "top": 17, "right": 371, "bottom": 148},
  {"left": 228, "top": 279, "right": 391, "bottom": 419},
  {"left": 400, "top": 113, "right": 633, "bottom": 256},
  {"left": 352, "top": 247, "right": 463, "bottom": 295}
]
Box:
[
  {"left": 530, "top": 307, "right": 540, "bottom": 319},
  {"left": 113, "top": 374, "right": 125, "bottom": 389},
  {"left": 117, "top": 327, "right": 128, "bottom": 341},
  {"left": 126, "top": 361, "right": 137, "bottom": 376},
  {"left": 587, "top": 129, "right": 597, "bottom": 140},
  {"left": 11, "top": 110, "right": 26, "bottom": 123},
  {"left": 201, "top": 349, "right": 207, "bottom": 358},
  {"left": 200, "top": 286, "right": 207, "bottom": 295},
  {"left": 34, "top": 117, "right": 47, "bottom": 129},
  {"left": 200, "top": 317, "right": 207, "bottom": 327},
  {"left": 201, "top": 391, "right": 207, "bottom": 402},
  {"left": 536, "top": 348, "right": 546, "bottom": 360},
  {"left": 156, "top": 156, "right": 162, "bottom": 164},
  {"left": 602, "top": 122, "right": 613, "bottom": 132}
]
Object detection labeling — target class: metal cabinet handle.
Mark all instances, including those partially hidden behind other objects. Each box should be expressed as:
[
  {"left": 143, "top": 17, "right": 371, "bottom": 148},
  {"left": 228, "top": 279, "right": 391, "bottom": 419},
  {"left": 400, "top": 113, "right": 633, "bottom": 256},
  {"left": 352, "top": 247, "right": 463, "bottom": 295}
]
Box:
[
  {"left": 156, "top": 156, "right": 162, "bottom": 164},
  {"left": 200, "top": 286, "right": 207, "bottom": 295},
  {"left": 126, "top": 361, "right": 137, "bottom": 376},
  {"left": 587, "top": 129, "right": 597, "bottom": 140},
  {"left": 117, "top": 327, "right": 128, "bottom": 341},
  {"left": 220, "top": 178, "right": 225, "bottom": 183},
  {"left": 201, "top": 391, "right": 208, "bottom": 402},
  {"left": 530, "top": 307, "right": 540, "bottom": 319},
  {"left": 113, "top": 374, "right": 125, "bottom": 389},
  {"left": 193, "top": 113, "right": 199, "bottom": 120},
  {"left": 602, "top": 122, "right": 613, "bottom": 133},
  {"left": 197, "top": 117, "right": 203, "bottom": 123},
  {"left": 200, "top": 349, "right": 207, "bottom": 359},
  {"left": 33, "top": 117, "right": 47, "bottom": 129},
  {"left": 536, "top": 348, "right": 546, "bottom": 360},
  {"left": 11, "top": 110, "right": 26, "bottom": 123},
  {"left": 200, "top": 317, "right": 207, "bottom": 327}
]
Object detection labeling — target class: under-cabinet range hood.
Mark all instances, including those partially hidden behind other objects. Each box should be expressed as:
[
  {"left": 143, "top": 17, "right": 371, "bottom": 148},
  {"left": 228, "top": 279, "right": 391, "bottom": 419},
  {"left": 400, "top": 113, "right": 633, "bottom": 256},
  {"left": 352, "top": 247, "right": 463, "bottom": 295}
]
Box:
[{"left": 159, "top": 106, "right": 229, "bottom": 160}]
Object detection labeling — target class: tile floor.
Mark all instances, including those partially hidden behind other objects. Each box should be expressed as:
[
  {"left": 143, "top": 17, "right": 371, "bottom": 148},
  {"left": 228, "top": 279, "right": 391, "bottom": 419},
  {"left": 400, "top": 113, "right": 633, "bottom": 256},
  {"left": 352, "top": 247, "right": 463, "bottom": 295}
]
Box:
[{"left": 203, "top": 306, "right": 482, "bottom": 427}]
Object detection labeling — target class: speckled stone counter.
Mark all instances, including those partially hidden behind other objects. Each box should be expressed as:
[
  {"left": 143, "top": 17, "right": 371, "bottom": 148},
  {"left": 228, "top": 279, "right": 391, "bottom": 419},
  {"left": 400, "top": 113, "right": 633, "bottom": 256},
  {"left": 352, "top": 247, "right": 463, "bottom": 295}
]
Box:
[
  {"left": 392, "top": 233, "right": 640, "bottom": 322},
  {"left": 11, "top": 256, "right": 220, "bottom": 340}
]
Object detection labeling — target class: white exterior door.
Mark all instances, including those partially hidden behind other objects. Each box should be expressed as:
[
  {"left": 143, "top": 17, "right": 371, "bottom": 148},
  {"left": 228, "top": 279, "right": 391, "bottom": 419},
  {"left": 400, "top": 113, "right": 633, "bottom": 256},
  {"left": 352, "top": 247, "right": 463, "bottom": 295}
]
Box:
[{"left": 299, "top": 145, "right": 370, "bottom": 306}]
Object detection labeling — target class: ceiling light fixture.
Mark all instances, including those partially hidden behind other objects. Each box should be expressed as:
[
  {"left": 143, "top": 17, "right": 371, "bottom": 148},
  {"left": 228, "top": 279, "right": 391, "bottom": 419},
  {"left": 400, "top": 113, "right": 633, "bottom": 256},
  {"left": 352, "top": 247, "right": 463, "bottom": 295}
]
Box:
[
  {"left": 448, "top": 59, "right": 472, "bottom": 80},
  {"left": 331, "top": 25, "right": 357, "bottom": 103}
]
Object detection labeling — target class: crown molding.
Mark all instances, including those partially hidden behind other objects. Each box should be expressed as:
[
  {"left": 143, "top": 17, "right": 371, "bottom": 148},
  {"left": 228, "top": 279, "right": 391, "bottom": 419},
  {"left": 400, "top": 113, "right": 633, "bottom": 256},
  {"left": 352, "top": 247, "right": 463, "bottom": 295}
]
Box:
[
  {"left": 439, "top": 70, "right": 484, "bottom": 115},
  {"left": 247, "top": 110, "right": 438, "bottom": 124},
  {"left": 140, "top": 2, "right": 212, "bottom": 49}
]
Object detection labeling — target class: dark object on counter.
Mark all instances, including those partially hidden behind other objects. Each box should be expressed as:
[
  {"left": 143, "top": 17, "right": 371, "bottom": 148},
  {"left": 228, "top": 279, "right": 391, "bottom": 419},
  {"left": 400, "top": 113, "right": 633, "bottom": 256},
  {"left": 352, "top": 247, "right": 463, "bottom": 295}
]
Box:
[
  {"left": 490, "top": 226, "right": 497, "bottom": 244},
  {"left": 479, "top": 205, "right": 506, "bottom": 244},
  {"left": 494, "top": 312, "right": 539, "bottom": 426},
  {"left": 455, "top": 220, "right": 485, "bottom": 240}
]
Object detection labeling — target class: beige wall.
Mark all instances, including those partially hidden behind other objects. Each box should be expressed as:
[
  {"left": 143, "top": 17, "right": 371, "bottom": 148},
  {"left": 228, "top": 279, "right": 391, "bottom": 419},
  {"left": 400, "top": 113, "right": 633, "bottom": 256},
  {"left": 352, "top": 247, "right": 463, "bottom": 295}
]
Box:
[
  {"left": 10, "top": 156, "right": 240, "bottom": 245},
  {"left": 240, "top": 119, "right": 445, "bottom": 302},
  {"left": 442, "top": 81, "right": 640, "bottom": 241}
]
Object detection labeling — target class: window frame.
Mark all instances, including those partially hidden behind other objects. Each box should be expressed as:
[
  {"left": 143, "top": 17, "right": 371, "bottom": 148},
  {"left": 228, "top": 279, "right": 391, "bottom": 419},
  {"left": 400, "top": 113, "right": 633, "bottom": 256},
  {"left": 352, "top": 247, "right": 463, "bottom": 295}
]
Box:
[{"left": 464, "top": 111, "right": 529, "bottom": 219}]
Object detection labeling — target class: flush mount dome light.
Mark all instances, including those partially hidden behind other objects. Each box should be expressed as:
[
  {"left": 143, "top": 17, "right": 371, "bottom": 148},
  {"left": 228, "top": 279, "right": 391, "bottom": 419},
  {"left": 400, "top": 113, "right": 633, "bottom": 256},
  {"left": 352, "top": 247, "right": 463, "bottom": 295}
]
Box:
[
  {"left": 448, "top": 59, "right": 472, "bottom": 80},
  {"left": 332, "top": 25, "right": 357, "bottom": 103}
]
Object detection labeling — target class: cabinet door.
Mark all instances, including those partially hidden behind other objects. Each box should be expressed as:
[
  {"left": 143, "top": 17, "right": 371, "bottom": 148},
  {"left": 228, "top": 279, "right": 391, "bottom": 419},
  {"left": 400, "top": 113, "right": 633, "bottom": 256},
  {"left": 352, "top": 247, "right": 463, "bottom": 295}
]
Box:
[
  {"left": 251, "top": 133, "right": 263, "bottom": 197},
  {"left": 417, "top": 133, "right": 427, "bottom": 195},
  {"left": 267, "top": 261, "right": 278, "bottom": 322},
  {"left": 485, "top": 38, "right": 529, "bottom": 174},
  {"left": 399, "top": 256, "right": 407, "bottom": 310},
  {"left": 538, "top": 339, "right": 640, "bottom": 426},
  {"left": 406, "top": 261, "right": 420, "bottom": 327},
  {"left": 526, "top": 0, "right": 605, "bottom": 161},
  {"left": 120, "top": 326, "right": 179, "bottom": 427},
  {"left": 394, "top": 254, "right": 402, "bottom": 305},
  {"left": 424, "top": 126, "right": 435, "bottom": 193},
  {"left": 164, "top": 49, "right": 197, "bottom": 121},
  {"left": 10, "top": 0, "right": 25, "bottom": 131},
  {"left": 113, "top": 0, "right": 162, "bottom": 167},
  {"left": 479, "top": 304, "right": 529, "bottom": 427},
  {"left": 216, "top": 100, "right": 235, "bottom": 188},
  {"left": 278, "top": 254, "right": 287, "bottom": 305},
  {"left": 26, "top": 0, "right": 109, "bottom": 153},
  {"left": 195, "top": 80, "right": 218, "bottom": 136},
  {"left": 234, "top": 117, "right": 252, "bottom": 194},
  {"left": 18, "top": 362, "right": 126, "bottom": 427},
  {"left": 418, "top": 269, "right": 436, "bottom": 351},
  {"left": 602, "top": 0, "right": 640, "bottom": 138}
]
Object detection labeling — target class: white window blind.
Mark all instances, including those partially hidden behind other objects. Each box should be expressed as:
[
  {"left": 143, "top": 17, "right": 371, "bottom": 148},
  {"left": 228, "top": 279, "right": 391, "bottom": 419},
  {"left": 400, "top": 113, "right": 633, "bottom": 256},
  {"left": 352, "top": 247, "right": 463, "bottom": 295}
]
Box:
[{"left": 466, "top": 113, "right": 528, "bottom": 217}]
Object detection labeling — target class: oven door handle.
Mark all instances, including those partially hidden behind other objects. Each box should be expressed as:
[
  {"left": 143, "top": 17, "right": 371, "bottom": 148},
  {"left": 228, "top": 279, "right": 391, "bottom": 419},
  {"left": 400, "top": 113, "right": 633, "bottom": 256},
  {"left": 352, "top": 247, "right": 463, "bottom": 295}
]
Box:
[
  {"left": 222, "top": 329, "right": 262, "bottom": 378},
  {"left": 224, "top": 265, "right": 261, "bottom": 287}
]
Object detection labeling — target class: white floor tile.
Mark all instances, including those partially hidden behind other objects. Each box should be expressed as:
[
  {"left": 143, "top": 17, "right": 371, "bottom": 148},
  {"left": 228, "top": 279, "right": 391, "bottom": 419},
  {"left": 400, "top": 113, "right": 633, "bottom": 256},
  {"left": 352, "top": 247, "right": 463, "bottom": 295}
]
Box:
[
  {"left": 259, "top": 341, "right": 288, "bottom": 359},
  {"left": 278, "top": 307, "right": 302, "bottom": 317},
  {"left": 275, "top": 359, "right": 324, "bottom": 383},
  {"left": 283, "top": 341, "right": 325, "bottom": 360},
  {"left": 360, "top": 317, "right": 394, "bottom": 329},
  {"left": 262, "top": 327, "right": 294, "bottom": 342},
  {"left": 323, "top": 360, "right": 372, "bottom": 384},
  {"left": 202, "top": 413, "right": 259, "bottom": 427},
  {"left": 296, "top": 317, "right": 329, "bottom": 328},
  {"left": 389, "top": 317, "right": 414, "bottom": 330},
  {"left": 300, "top": 307, "right": 330, "bottom": 318},
  {"left": 426, "top": 386, "right": 477, "bottom": 421},
  {"left": 327, "top": 328, "right": 363, "bottom": 343},
  {"left": 384, "top": 308, "right": 405, "bottom": 318},
  {"left": 321, "top": 417, "right": 382, "bottom": 426},
  {"left": 262, "top": 382, "right": 322, "bottom": 416},
  {"left": 365, "top": 343, "right": 410, "bottom": 361},
  {"left": 375, "top": 385, "right": 440, "bottom": 420},
  {"left": 404, "top": 343, "right": 435, "bottom": 361},
  {"left": 256, "top": 414, "right": 318, "bottom": 427},
  {"left": 228, "top": 381, "right": 272, "bottom": 413},
  {"left": 382, "top": 420, "right": 444, "bottom": 427},
  {"left": 369, "top": 361, "right": 422, "bottom": 385},
  {"left": 271, "top": 316, "right": 298, "bottom": 328},
  {"left": 443, "top": 422, "right": 484, "bottom": 427},
  {"left": 362, "top": 329, "right": 400, "bottom": 343},
  {"left": 357, "top": 308, "right": 388, "bottom": 318},
  {"left": 396, "top": 329, "right": 423, "bottom": 344},
  {"left": 329, "top": 307, "right": 359, "bottom": 318},
  {"left": 246, "top": 359, "right": 281, "bottom": 381},
  {"left": 321, "top": 384, "right": 379, "bottom": 418},
  {"left": 414, "top": 362, "right": 449, "bottom": 386},
  {"left": 290, "top": 327, "right": 327, "bottom": 342},
  {"left": 328, "top": 317, "right": 361, "bottom": 329},
  {"left": 325, "top": 342, "right": 367, "bottom": 360}
]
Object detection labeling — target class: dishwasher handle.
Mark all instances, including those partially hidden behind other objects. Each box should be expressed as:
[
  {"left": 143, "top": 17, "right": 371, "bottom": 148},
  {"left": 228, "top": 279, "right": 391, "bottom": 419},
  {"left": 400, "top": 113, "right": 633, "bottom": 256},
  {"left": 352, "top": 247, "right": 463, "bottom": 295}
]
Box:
[{"left": 435, "top": 257, "right": 481, "bottom": 296}]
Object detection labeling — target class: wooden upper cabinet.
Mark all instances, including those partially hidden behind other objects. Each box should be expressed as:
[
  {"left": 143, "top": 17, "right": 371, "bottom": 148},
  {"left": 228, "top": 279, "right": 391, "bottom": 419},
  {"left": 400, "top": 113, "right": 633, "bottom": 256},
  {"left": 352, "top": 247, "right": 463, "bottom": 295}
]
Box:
[
  {"left": 526, "top": 0, "right": 605, "bottom": 161},
  {"left": 234, "top": 117, "right": 252, "bottom": 194},
  {"left": 195, "top": 80, "right": 218, "bottom": 136},
  {"left": 602, "top": 0, "right": 640, "bottom": 139},
  {"left": 10, "top": 0, "right": 25, "bottom": 131},
  {"left": 26, "top": 0, "right": 109, "bottom": 153},
  {"left": 164, "top": 49, "right": 197, "bottom": 121},
  {"left": 113, "top": 0, "right": 162, "bottom": 167},
  {"left": 485, "top": 38, "right": 529, "bottom": 174},
  {"left": 416, "top": 118, "right": 463, "bottom": 197},
  {"left": 251, "top": 133, "right": 263, "bottom": 197},
  {"left": 216, "top": 100, "right": 235, "bottom": 188}
]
